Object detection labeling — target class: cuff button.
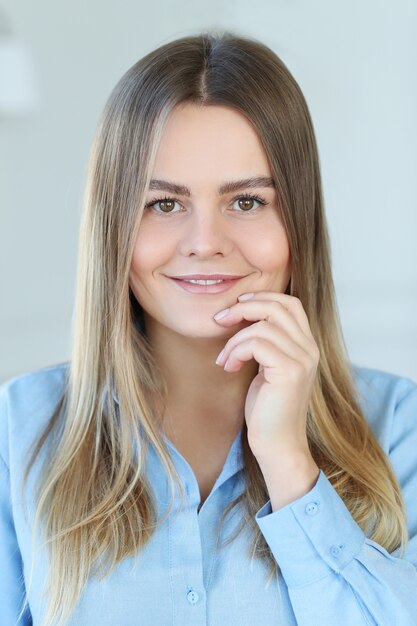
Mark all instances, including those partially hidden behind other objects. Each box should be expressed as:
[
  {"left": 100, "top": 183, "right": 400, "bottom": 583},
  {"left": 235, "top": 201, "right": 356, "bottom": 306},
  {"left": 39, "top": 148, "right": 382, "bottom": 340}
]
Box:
[{"left": 330, "top": 544, "right": 345, "bottom": 557}]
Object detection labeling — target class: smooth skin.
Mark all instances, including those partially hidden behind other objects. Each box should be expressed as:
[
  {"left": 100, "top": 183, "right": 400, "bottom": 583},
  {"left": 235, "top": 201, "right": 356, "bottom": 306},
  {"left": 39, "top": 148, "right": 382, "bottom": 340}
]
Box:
[
  {"left": 214, "top": 291, "right": 321, "bottom": 509},
  {"left": 129, "top": 102, "right": 320, "bottom": 510}
]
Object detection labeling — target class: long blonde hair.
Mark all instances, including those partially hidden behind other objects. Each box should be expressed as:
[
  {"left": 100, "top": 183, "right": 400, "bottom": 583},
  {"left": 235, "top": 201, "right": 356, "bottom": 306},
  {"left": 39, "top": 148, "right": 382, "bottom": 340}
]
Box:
[{"left": 20, "top": 30, "right": 407, "bottom": 626}]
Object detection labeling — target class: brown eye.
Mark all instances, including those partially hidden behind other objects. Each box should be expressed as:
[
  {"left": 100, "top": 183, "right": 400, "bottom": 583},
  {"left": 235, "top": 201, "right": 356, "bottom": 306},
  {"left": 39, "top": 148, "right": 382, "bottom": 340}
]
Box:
[
  {"left": 237, "top": 198, "right": 256, "bottom": 211},
  {"left": 145, "top": 197, "right": 181, "bottom": 214},
  {"left": 231, "top": 195, "right": 266, "bottom": 213},
  {"left": 157, "top": 200, "right": 176, "bottom": 213}
]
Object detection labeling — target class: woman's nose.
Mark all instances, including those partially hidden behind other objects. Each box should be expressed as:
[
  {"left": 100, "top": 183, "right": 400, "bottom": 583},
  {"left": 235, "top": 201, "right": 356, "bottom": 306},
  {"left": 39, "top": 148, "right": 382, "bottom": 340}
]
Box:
[{"left": 179, "top": 208, "right": 233, "bottom": 258}]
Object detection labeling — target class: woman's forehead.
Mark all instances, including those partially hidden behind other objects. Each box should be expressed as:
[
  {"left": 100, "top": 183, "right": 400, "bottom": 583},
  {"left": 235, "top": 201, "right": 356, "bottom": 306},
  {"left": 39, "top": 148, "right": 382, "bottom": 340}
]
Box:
[{"left": 150, "top": 104, "right": 273, "bottom": 190}]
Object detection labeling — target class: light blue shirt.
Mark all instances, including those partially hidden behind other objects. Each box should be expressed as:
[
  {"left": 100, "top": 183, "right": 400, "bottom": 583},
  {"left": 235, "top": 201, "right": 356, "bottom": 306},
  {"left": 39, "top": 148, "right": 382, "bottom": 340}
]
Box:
[{"left": 1, "top": 362, "right": 417, "bottom": 625}]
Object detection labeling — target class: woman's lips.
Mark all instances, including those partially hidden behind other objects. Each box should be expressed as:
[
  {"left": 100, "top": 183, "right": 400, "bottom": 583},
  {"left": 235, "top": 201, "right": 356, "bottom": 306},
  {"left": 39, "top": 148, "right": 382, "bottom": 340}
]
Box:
[{"left": 168, "top": 276, "right": 243, "bottom": 294}]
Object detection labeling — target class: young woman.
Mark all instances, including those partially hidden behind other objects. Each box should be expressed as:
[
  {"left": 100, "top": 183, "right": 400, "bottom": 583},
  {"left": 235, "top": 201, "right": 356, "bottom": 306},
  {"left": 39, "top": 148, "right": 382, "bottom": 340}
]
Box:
[{"left": 1, "top": 31, "right": 416, "bottom": 626}]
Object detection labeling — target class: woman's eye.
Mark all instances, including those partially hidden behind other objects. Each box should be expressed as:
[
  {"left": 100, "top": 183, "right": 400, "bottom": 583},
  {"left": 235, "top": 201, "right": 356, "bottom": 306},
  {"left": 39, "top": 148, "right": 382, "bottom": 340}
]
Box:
[
  {"left": 145, "top": 198, "right": 181, "bottom": 214},
  {"left": 232, "top": 196, "right": 264, "bottom": 212},
  {"left": 233, "top": 197, "right": 261, "bottom": 212}
]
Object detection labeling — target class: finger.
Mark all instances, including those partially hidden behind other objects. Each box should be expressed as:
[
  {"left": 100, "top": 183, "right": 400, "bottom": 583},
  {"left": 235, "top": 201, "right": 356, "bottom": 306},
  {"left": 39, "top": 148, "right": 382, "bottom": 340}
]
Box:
[
  {"left": 216, "top": 320, "right": 312, "bottom": 367},
  {"left": 222, "top": 337, "right": 303, "bottom": 384},
  {"left": 214, "top": 299, "right": 315, "bottom": 350},
  {"left": 237, "top": 292, "right": 315, "bottom": 341}
]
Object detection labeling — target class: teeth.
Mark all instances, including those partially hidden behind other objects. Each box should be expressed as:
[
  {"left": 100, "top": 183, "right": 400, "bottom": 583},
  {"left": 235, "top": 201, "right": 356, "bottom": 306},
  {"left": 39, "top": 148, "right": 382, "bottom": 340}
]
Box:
[{"left": 182, "top": 279, "right": 225, "bottom": 285}]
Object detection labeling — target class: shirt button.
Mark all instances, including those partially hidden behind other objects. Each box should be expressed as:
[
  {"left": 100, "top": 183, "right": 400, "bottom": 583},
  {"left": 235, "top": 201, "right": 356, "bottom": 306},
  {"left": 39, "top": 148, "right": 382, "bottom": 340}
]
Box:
[
  {"left": 187, "top": 589, "right": 199, "bottom": 604},
  {"left": 305, "top": 502, "right": 319, "bottom": 516}
]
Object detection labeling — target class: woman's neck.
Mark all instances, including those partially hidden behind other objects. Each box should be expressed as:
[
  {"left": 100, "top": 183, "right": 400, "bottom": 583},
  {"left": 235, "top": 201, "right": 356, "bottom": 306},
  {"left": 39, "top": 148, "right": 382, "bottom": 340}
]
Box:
[{"left": 144, "top": 318, "right": 258, "bottom": 441}]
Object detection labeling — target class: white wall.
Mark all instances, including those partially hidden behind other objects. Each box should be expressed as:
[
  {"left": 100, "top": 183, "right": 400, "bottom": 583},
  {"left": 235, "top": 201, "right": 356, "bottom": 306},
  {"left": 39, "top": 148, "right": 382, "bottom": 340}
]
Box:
[{"left": 1, "top": 0, "right": 416, "bottom": 383}]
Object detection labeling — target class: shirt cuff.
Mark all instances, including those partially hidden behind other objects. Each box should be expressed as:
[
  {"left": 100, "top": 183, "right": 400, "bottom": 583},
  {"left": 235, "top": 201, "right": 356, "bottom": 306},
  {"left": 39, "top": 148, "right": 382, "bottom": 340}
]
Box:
[{"left": 255, "top": 469, "right": 366, "bottom": 587}]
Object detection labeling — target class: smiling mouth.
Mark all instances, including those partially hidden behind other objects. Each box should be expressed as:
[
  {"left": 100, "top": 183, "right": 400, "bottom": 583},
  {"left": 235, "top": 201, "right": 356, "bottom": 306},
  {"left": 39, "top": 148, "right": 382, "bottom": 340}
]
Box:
[
  {"left": 179, "top": 278, "right": 228, "bottom": 285},
  {"left": 167, "top": 276, "right": 244, "bottom": 294}
]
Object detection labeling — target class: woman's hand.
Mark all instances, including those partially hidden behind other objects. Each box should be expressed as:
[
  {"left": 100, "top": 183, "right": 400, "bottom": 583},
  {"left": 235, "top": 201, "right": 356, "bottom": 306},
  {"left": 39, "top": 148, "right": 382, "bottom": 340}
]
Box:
[{"left": 213, "top": 291, "right": 321, "bottom": 509}]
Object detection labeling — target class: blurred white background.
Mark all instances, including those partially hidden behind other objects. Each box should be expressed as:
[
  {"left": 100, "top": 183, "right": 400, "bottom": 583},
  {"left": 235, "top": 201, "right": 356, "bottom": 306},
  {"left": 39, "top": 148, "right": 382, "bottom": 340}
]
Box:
[{"left": 0, "top": 0, "right": 416, "bottom": 383}]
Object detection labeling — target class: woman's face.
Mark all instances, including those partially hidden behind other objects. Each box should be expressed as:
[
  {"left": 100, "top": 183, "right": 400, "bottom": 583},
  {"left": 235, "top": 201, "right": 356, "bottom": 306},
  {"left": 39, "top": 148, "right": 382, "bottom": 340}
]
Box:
[{"left": 129, "top": 103, "right": 291, "bottom": 340}]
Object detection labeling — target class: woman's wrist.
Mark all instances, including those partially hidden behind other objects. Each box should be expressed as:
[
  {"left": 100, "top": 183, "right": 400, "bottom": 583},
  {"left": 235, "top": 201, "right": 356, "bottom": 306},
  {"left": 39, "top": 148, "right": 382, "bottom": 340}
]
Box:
[{"left": 257, "top": 450, "right": 320, "bottom": 512}]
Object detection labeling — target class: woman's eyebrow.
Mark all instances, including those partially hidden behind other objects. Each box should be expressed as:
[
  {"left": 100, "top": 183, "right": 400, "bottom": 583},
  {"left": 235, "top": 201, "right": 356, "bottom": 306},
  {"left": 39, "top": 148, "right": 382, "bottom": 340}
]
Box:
[{"left": 148, "top": 176, "right": 275, "bottom": 197}]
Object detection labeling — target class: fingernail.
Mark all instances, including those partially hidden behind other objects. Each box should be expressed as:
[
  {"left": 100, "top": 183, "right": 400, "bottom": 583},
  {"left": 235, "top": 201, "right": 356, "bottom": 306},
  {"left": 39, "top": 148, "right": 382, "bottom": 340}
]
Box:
[
  {"left": 238, "top": 292, "right": 254, "bottom": 301},
  {"left": 213, "top": 308, "right": 230, "bottom": 320},
  {"left": 215, "top": 349, "right": 225, "bottom": 364}
]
